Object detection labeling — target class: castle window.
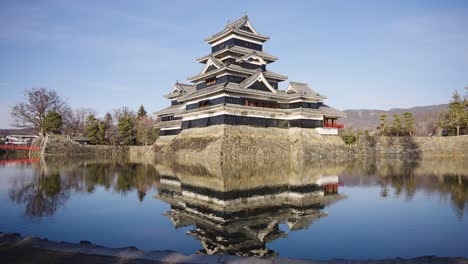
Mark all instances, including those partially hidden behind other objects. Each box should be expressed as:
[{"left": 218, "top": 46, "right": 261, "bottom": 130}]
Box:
[
  {"left": 206, "top": 78, "right": 217, "bottom": 85},
  {"left": 199, "top": 100, "right": 210, "bottom": 108}
]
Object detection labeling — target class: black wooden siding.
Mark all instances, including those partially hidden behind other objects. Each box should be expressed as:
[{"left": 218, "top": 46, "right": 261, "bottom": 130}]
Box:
[
  {"left": 182, "top": 115, "right": 323, "bottom": 129},
  {"left": 196, "top": 75, "right": 246, "bottom": 90},
  {"left": 185, "top": 96, "right": 321, "bottom": 111},
  {"left": 212, "top": 38, "right": 262, "bottom": 53}
]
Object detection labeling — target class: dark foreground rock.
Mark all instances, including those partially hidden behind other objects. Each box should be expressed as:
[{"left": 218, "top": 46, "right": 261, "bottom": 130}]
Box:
[{"left": 1, "top": 233, "right": 467, "bottom": 264}]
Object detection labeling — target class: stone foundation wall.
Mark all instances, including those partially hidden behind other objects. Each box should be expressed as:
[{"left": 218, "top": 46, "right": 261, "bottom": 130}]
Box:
[
  {"left": 354, "top": 135, "right": 468, "bottom": 158},
  {"left": 154, "top": 125, "right": 468, "bottom": 167},
  {"left": 29, "top": 129, "right": 468, "bottom": 162},
  {"left": 155, "top": 125, "right": 349, "bottom": 169}
]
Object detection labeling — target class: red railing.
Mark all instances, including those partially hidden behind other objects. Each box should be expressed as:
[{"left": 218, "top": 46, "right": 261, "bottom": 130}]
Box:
[
  {"left": 0, "top": 158, "right": 40, "bottom": 165},
  {"left": 324, "top": 123, "right": 345, "bottom": 129},
  {"left": 0, "top": 145, "right": 41, "bottom": 151}
]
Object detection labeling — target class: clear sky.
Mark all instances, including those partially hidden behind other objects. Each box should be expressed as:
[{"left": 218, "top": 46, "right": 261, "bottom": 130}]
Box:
[{"left": 0, "top": 0, "right": 467, "bottom": 128}]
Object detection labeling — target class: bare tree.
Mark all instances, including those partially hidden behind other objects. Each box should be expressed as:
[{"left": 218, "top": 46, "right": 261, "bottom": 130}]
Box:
[
  {"left": 113, "top": 106, "right": 134, "bottom": 120},
  {"left": 11, "top": 88, "right": 70, "bottom": 136},
  {"left": 136, "top": 115, "right": 158, "bottom": 146},
  {"left": 63, "top": 108, "right": 96, "bottom": 137}
]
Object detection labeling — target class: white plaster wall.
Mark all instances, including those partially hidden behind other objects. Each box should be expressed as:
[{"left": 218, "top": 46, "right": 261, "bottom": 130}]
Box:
[{"left": 315, "top": 127, "right": 338, "bottom": 135}]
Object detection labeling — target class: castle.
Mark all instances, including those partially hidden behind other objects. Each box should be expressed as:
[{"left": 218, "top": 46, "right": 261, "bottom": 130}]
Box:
[{"left": 156, "top": 16, "right": 345, "bottom": 136}]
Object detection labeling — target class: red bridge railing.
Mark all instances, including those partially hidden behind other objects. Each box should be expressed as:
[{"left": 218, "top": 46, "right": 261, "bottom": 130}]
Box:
[
  {"left": 324, "top": 123, "right": 345, "bottom": 129},
  {"left": 0, "top": 145, "right": 41, "bottom": 151}
]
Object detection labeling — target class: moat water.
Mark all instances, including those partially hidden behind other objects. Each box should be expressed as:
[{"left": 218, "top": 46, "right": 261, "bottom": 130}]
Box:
[{"left": 0, "top": 156, "right": 467, "bottom": 260}]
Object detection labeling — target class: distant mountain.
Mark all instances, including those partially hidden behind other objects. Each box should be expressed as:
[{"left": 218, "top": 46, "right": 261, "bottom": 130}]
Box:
[
  {"left": 342, "top": 104, "right": 448, "bottom": 135},
  {"left": 0, "top": 128, "right": 35, "bottom": 138}
]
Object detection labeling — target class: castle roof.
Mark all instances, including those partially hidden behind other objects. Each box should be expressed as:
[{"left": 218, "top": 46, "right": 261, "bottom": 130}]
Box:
[
  {"left": 187, "top": 64, "right": 288, "bottom": 82},
  {"left": 164, "top": 82, "right": 196, "bottom": 99},
  {"left": 286, "top": 82, "right": 325, "bottom": 98},
  {"left": 205, "top": 16, "right": 269, "bottom": 44},
  {"left": 196, "top": 45, "right": 278, "bottom": 63}
]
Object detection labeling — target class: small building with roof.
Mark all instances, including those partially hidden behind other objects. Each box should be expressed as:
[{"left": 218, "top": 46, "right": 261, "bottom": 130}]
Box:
[{"left": 156, "top": 16, "right": 345, "bottom": 136}]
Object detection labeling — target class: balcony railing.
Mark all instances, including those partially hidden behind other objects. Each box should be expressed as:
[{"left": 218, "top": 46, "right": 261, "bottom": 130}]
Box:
[{"left": 324, "top": 123, "right": 344, "bottom": 129}]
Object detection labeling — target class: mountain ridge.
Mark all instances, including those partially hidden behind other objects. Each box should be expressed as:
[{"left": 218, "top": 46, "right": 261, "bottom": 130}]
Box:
[{"left": 342, "top": 104, "right": 448, "bottom": 135}]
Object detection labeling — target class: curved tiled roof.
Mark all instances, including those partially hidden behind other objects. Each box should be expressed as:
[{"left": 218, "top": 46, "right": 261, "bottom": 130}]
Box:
[
  {"left": 163, "top": 82, "right": 196, "bottom": 99},
  {"left": 318, "top": 104, "right": 346, "bottom": 117},
  {"left": 154, "top": 104, "right": 185, "bottom": 115},
  {"left": 287, "top": 82, "right": 324, "bottom": 98},
  {"left": 196, "top": 45, "right": 278, "bottom": 63},
  {"left": 205, "top": 16, "right": 269, "bottom": 44},
  {"left": 187, "top": 64, "right": 287, "bottom": 82}
]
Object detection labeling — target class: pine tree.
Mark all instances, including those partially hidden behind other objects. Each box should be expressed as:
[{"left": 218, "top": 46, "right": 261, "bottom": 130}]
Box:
[
  {"left": 403, "top": 112, "right": 416, "bottom": 136},
  {"left": 391, "top": 114, "right": 403, "bottom": 136},
  {"left": 447, "top": 91, "right": 466, "bottom": 136},
  {"left": 118, "top": 116, "right": 136, "bottom": 145},
  {"left": 137, "top": 105, "right": 147, "bottom": 119},
  {"left": 43, "top": 111, "right": 63, "bottom": 135},
  {"left": 377, "top": 114, "right": 389, "bottom": 136},
  {"left": 97, "top": 121, "right": 107, "bottom": 144},
  {"left": 85, "top": 115, "right": 100, "bottom": 144}
]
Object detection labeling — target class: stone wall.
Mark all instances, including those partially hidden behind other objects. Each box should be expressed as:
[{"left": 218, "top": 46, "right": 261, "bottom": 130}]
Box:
[
  {"left": 155, "top": 125, "right": 349, "bottom": 169},
  {"left": 33, "top": 136, "right": 129, "bottom": 159},
  {"left": 29, "top": 129, "right": 468, "bottom": 162},
  {"left": 154, "top": 125, "right": 468, "bottom": 167},
  {"left": 353, "top": 135, "right": 468, "bottom": 158}
]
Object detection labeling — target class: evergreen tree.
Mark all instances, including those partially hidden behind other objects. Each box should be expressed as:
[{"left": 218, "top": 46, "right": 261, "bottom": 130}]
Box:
[
  {"left": 391, "top": 114, "right": 403, "bottom": 136},
  {"left": 377, "top": 114, "right": 389, "bottom": 136},
  {"left": 97, "top": 121, "right": 107, "bottom": 144},
  {"left": 403, "top": 112, "right": 416, "bottom": 136},
  {"left": 118, "top": 116, "right": 136, "bottom": 145},
  {"left": 85, "top": 115, "right": 100, "bottom": 144},
  {"left": 43, "top": 111, "right": 63, "bottom": 135},
  {"left": 447, "top": 91, "right": 466, "bottom": 136},
  {"left": 339, "top": 128, "right": 358, "bottom": 145},
  {"left": 137, "top": 105, "right": 147, "bottom": 118}
]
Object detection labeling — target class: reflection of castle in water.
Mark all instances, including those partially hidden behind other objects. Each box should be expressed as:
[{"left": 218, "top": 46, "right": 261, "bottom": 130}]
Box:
[{"left": 155, "top": 163, "right": 344, "bottom": 257}]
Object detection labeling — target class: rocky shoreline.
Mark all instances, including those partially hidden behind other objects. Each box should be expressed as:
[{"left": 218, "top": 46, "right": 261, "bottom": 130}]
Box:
[{"left": 1, "top": 233, "right": 467, "bottom": 264}]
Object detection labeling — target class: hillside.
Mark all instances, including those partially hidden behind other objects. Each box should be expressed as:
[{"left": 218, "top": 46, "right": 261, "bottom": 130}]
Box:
[{"left": 342, "top": 104, "right": 448, "bottom": 135}]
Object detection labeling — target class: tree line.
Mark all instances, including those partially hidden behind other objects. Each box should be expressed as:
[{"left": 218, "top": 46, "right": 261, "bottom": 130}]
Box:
[
  {"left": 10, "top": 88, "right": 159, "bottom": 145},
  {"left": 339, "top": 89, "right": 467, "bottom": 144}
]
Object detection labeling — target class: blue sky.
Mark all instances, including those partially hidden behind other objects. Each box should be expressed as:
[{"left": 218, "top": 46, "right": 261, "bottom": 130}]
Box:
[{"left": 0, "top": 0, "right": 467, "bottom": 128}]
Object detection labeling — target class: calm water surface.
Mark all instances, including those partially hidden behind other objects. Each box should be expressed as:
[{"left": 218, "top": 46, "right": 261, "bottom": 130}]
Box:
[{"left": 0, "top": 157, "right": 467, "bottom": 259}]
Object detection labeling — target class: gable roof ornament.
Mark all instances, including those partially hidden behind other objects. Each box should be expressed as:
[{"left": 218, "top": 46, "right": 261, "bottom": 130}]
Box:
[
  {"left": 168, "top": 82, "right": 196, "bottom": 98},
  {"left": 236, "top": 51, "right": 267, "bottom": 65},
  {"left": 239, "top": 70, "right": 278, "bottom": 94},
  {"left": 199, "top": 56, "right": 225, "bottom": 75}
]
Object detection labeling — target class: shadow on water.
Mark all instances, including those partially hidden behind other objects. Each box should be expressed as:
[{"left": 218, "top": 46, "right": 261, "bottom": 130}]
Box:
[{"left": 1, "top": 156, "right": 467, "bottom": 256}]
